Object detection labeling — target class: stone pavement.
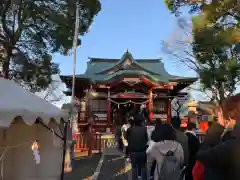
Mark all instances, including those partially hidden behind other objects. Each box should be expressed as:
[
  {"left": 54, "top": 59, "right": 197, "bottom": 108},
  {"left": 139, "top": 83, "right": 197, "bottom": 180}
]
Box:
[
  {"left": 96, "top": 148, "right": 155, "bottom": 180},
  {"left": 64, "top": 153, "right": 102, "bottom": 180},
  {"left": 96, "top": 148, "right": 131, "bottom": 180},
  {"left": 64, "top": 148, "right": 133, "bottom": 180},
  {"left": 97, "top": 155, "right": 129, "bottom": 180}
]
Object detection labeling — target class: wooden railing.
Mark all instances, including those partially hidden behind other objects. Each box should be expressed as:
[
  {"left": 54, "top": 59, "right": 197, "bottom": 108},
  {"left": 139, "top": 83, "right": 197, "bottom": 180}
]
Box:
[
  {"left": 72, "top": 132, "right": 117, "bottom": 156},
  {"left": 72, "top": 132, "right": 205, "bottom": 156},
  {"left": 72, "top": 133, "right": 88, "bottom": 151},
  {"left": 72, "top": 133, "right": 102, "bottom": 152}
]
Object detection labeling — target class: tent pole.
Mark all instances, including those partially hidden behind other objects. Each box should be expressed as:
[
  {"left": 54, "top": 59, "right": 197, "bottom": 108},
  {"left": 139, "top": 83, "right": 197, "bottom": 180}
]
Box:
[{"left": 60, "top": 120, "right": 68, "bottom": 180}]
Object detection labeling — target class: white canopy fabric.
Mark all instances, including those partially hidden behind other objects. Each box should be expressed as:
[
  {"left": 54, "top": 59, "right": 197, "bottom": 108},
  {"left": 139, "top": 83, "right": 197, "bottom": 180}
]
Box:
[{"left": 0, "top": 78, "right": 69, "bottom": 127}]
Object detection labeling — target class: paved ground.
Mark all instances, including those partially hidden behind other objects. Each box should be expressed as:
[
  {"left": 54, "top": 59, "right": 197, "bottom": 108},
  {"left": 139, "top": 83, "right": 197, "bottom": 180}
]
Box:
[
  {"left": 97, "top": 155, "right": 129, "bottom": 180},
  {"left": 64, "top": 148, "right": 134, "bottom": 180},
  {"left": 64, "top": 153, "right": 102, "bottom": 180}
]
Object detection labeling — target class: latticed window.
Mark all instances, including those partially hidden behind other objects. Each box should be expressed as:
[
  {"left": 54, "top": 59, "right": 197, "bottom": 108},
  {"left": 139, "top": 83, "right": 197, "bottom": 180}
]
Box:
[
  {"left": 90, "top": 100, "right": 107, "bottom": 111},
  {"left": 89, "top": 100, "right": 108, "bottom": 121},
  {"left": 77, "top": 101, "right": 86, "bottom": 122},
  {"left": 153, "top": 101, "right": 166, "bottom": 113}
]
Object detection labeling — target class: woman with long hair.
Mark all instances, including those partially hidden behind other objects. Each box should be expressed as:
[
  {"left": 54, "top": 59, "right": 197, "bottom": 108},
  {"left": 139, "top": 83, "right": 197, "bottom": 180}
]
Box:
[{"left": 147, "top": 123, "right": 184, "bottom": 180}]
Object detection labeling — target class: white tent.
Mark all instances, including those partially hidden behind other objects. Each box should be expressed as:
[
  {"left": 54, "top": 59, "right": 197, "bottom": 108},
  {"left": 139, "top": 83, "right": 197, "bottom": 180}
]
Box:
[
  {"left": 0, "top": 78, "right": 68, "bottom": 127},
  {"left": 0, "top": 78, "right": 69, "bottom": 180}
]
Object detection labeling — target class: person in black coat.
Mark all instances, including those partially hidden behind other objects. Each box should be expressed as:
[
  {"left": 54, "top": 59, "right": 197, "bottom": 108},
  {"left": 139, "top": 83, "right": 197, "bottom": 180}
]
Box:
[
  {"left": 151, "top": 119, "right": 166, "bottom": 142},
  {"left": 196, "top": 95, "right": 240, "bottom": 180},
  {"left": 185, "top": 122, "right": 200, "bottom": 180},
  {"left": 126, "top": 114, "right": 148, "bottom": 180},
  {"left": 192, "top": 122, "right": 227, "bottom": 180}
]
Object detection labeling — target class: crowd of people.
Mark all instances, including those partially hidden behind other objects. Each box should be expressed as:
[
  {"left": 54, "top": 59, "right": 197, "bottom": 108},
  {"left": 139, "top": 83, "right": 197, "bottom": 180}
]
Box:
[{"left": 115, "top": 94, "right": 240, "bottom": 180}]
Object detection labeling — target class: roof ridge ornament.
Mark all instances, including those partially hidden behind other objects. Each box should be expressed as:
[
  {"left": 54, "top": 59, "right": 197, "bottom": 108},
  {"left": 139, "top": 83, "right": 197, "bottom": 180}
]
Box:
[{"left": 120, "top": 49, "right": 134, "bottom": 63}]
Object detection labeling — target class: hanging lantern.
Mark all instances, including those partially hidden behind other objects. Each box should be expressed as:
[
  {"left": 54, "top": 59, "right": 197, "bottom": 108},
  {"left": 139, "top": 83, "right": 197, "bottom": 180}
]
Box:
[{"left": 31, "top": 140, "right": 40, "bottom": 164}]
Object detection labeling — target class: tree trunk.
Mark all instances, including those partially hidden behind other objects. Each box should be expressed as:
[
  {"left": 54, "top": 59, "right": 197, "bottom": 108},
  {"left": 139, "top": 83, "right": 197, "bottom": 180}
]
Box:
[
  {"left": 3, "top": 59, "right": 9, "bottom": 79},
  {"left": 3, "top": 49, "right": 11, "bottom": 79},
  {"left": 218, "top": 86, "right": 226, "bottom": 108}
]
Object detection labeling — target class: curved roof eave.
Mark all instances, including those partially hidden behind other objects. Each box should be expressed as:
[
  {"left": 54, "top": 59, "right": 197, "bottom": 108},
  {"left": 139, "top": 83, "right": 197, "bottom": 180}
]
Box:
[
  {"left": 96, "top": 61, "right": 159, "bottom": 75},
  {"left": 95, "top": 51, "right": 160, "bottom": 75},
  {"left": 94, "top": 70, "right": 165, "bottom": 84},
  {"left": 169, "top": 77, "right": 198, "bottom": 83}
]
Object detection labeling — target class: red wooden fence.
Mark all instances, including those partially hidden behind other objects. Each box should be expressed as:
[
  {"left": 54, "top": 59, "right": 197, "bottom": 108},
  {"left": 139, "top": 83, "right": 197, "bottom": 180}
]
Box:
[
  {"left": 72, "top": 133, "right": 88, "bottom": 151},
  {"left": 72, "top": 133, "right": 103, "bottom": 152},
  {"left": 72, "top": 132, "right": 205, "bottom": 156}
]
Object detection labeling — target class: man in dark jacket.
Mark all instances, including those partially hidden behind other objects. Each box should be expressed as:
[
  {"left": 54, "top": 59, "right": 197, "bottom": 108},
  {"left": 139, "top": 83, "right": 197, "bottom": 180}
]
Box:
[
  {"left": 196, "top": 95, "right": 240, "bottom": 180},
  {"left": 172, "top": 116, "right": 189, "bottom": 165},
  {"left": 192, "top": 122, "right": 226, "bottom": 180},
  {"left": 185, "top": 122, "right": 200, "bottom": 180},
  {"left": 126, "top": 114, "right": 148, "bottom": 180},
  {"left": 197, "top": 124, "right": 240, "bottom": 180}
]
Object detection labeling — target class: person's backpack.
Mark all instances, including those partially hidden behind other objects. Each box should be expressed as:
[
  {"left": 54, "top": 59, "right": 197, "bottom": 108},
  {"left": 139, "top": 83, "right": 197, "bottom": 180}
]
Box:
[{"left": 157, "top": 145, "right": 181, "bottom": 180}]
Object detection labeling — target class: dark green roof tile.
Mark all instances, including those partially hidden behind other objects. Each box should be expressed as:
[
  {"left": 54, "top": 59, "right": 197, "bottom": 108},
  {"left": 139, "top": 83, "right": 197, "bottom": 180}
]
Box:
[
  {"left": 61, "top": 51, "right": 197, "bottom": 84},
  {"left": 102, "top": 70, "right": 163, "bottom": 82},
  {"left": 84, "top": 61, "right": 116, "bottom": 75}
]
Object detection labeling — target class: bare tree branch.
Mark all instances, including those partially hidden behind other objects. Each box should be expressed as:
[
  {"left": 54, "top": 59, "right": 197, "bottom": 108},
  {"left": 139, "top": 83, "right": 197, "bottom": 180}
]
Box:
[{"left": 38, "top": 76, "right": 65, "bottom": 104}]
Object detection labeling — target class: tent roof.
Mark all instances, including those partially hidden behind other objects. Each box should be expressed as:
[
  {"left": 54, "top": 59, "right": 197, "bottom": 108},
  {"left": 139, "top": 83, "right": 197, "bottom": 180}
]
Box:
[{"left": 0, "top": 78, "right": 68, "bottom": 128}]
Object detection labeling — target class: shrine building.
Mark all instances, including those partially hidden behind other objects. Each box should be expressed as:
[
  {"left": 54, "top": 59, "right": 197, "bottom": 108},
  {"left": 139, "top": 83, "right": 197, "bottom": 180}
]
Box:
[{"left": 61, "top": 51, "right": 197, "bottom": 132}]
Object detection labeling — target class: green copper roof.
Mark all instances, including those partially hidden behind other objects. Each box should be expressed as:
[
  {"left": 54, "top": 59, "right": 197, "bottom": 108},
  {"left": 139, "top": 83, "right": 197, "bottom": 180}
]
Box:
[
  {"left": 84, "top": 58, "right": 168, "bottom": 76},
  {"left": 62, "top": 51, "right": 197, "bottom": 84},
  {"left": 103, "top": 70, "right": 163, "bottom": 82}
]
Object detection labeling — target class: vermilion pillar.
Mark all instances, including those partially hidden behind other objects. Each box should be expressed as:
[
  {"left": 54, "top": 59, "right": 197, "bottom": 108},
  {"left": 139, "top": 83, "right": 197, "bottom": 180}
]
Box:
[
  {"left": 167, "top": 84, "right": 173, "bottom": 124},
  {"left": 167, "top": 99, "right": 172, "bottom": 124},
  {"left": 107, "top": 87, "right": 111, "bottom": 125},
  {"left": 148, "top": 89, "right": 153, "bottom": 121}
]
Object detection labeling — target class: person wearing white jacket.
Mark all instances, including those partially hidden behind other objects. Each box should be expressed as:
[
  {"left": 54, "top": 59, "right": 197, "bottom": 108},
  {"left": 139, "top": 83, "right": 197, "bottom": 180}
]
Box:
[
  {"left": 121, "top": 117, "right": 134, "bottom": 157},
  {"left": 147, "top": 123, "right": 184, "bottom": 180},
  {"left": 146, "top": 119, "right": 161, "bottom": 179}
]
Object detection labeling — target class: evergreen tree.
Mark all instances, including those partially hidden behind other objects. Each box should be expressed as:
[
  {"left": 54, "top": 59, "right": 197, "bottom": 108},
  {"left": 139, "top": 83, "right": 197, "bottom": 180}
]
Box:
[{"left": 0, "top": 0, "right": 101, "bottom": 91}]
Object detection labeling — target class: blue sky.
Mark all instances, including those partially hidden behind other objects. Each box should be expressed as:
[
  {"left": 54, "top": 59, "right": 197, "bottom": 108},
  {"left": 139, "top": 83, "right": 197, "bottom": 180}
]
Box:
[
  {"left": 46, "top": 0, "right": 240, "bottom": 107},
  {"left": 53, "top": 0, "right": 195, "bottom": 77}
]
